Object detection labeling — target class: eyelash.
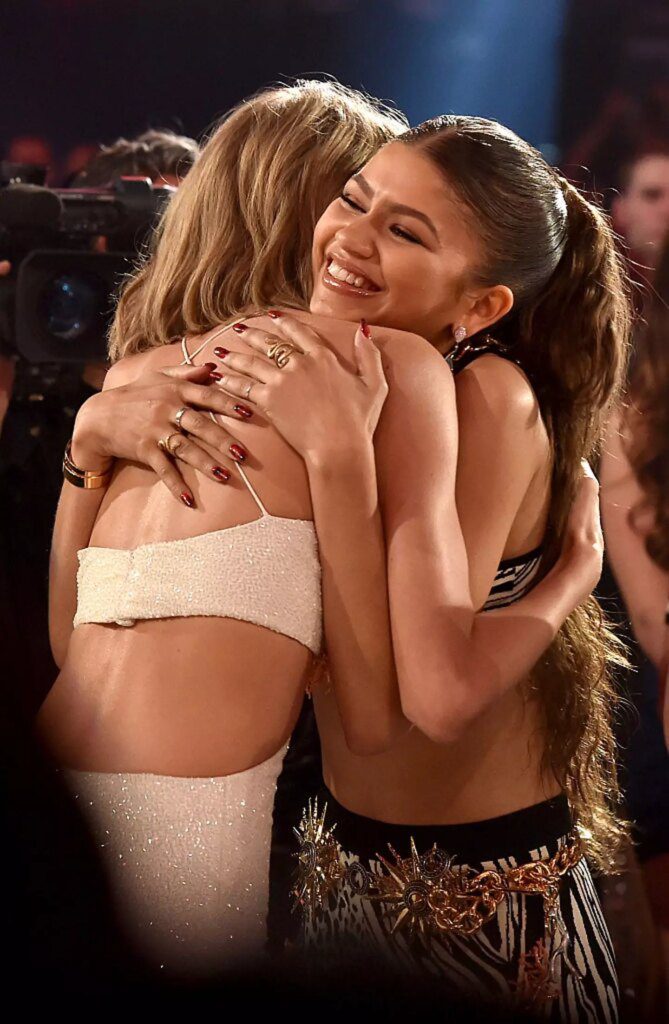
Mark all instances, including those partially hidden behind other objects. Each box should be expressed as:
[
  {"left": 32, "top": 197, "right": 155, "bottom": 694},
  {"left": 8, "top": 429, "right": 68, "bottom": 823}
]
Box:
[{"left": 339, "top": 193, "right": 422, "bottom": 245}]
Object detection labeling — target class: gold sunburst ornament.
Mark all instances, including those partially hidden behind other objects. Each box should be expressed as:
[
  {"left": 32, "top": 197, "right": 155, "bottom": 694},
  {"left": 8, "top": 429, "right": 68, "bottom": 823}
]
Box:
[{"left": 291, "top": 799, "right": 344, "bottom": 918}]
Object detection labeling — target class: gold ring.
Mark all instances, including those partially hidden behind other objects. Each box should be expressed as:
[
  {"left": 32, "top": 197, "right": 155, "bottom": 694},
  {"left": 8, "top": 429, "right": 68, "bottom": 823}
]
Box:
[
  {"left": 244, "top": 381, "right": 254, "bottom": 401},
  {"left": 267, "top": 341, "right": 296, "bottom": 369},
  {"left": 174, "top": 406, "right": 189, "bottom": 432},
  {"left": 157, "top": 432, "right": 182, "bottom": 456}
]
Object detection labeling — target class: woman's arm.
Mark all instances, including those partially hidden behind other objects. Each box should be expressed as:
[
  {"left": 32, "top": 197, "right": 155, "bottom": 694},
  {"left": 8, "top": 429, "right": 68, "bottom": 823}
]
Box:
[
  {"left": 601, "top": 409, "right": 669, "bottom": 669},
  {"left": 215, "top": 316, "right": 600, "bottom": 748},
  {"left": 216, "top": 319, "right": 404, "bottom": 755},
  {"left": 374, "top": 338, "right": 598, "bottom": 742}
]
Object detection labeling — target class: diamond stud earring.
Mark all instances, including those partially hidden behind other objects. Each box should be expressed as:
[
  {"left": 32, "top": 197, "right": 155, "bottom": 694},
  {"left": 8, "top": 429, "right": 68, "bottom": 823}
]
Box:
[{"left": 453, "top": 325, "right": 467, "bottom": 344}]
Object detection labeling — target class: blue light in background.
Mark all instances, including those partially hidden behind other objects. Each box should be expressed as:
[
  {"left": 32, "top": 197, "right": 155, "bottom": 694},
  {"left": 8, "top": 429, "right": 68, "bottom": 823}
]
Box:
[{"left": 367, "top": 0, "right": 567, "bottom": 152}]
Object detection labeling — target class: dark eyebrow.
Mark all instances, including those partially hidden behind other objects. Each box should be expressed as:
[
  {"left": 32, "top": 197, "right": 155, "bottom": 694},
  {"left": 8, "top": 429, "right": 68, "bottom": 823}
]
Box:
[{"left": 352, "top": 173, "right": 439, "bottom": 241}]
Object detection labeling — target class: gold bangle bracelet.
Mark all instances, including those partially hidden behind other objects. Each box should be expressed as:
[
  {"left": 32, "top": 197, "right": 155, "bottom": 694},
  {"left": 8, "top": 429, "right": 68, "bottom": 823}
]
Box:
[{"left": 63, "top": 439, "right": 112, "bottom": 490}]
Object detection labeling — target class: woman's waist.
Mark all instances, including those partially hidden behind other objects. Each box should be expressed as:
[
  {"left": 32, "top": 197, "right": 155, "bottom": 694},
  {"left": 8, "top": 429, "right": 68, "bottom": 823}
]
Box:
[
  {"left": 58, "top": 624, "right": 311, "bottom": 713},
  {"left": 309, "top": 781, "right": 572, "bottom": 868},
  {"left": 319, "top": 708, "right": 553, "bottom": 828},
  {"left": 44, "top": 633, "right": 308, "bottom": 774},
  {"left": 40, "top": 679, "right": 298, "bottom": 778}
]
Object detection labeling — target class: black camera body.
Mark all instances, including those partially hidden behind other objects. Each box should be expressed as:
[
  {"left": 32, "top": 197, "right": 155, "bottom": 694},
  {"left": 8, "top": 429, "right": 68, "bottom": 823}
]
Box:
[{"left": 0, "top": 168, "right": 173, "bottom": 363}]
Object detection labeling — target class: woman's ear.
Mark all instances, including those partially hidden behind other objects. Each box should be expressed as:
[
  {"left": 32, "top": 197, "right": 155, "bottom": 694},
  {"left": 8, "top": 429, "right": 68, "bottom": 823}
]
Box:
[{"left": 465, "top": 285, "right": 514, "bottom": 336}]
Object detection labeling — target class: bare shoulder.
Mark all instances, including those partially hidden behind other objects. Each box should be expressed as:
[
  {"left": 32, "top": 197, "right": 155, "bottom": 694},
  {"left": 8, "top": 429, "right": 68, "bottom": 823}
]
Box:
[
  {"left": 104, "top": 342, "right": 181, "bottom": 390},
  {"left": 373, "top": 326, "right": 456, "bottom": 402},
  {"left": 456, "top": 354, "right": 542, "bottom": 430}
]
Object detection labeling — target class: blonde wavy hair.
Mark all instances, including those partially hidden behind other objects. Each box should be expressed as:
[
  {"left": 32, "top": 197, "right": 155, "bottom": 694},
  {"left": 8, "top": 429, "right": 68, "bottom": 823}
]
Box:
[{"left": 108, "top": 80, "right": 407, "bottom": 361}]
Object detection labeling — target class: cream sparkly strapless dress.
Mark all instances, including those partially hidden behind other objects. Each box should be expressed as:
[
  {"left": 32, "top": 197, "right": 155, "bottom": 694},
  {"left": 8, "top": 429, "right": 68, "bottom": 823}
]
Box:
[
  {"left": 63, "top": 747, "right": 288, "bottom": 976},
  {"left": 62, "top": 326, "right": 323, "bottom": 976}
]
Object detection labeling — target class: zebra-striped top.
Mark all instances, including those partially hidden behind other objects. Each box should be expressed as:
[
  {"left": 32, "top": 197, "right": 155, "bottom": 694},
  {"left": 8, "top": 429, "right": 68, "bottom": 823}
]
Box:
[
  {"left": 483, "top": 547, "right": 543, "bottom": 611},
  {"left": 447, "top": 334, "right": 544, "bottom": 611}
]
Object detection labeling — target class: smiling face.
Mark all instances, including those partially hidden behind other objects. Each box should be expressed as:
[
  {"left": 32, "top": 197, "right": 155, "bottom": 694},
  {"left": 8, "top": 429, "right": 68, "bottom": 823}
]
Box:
[{"left": 309, "top": 141, "right": 510, "bottom": 349}]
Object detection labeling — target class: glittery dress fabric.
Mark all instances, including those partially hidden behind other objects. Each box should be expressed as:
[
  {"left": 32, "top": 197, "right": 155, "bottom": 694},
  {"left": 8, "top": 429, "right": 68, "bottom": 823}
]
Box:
[
  {"left": 74, "top": 514, "right": 322, "bottom": 653},
  {"left": 63, "top": 744, "right": 287, "bottom": 977}
]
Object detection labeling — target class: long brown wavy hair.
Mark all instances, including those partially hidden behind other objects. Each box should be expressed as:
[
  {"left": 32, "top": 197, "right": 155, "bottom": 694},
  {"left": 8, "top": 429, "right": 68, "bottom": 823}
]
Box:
[
  {"left": 401, "top": 116, "right": 632, "bottom": 871},
  {"left": 623, "top": 240, "right": 669, "bottom": 570},
  {"left": 109, "top": 80, "right": 407, "bottom": 360}
]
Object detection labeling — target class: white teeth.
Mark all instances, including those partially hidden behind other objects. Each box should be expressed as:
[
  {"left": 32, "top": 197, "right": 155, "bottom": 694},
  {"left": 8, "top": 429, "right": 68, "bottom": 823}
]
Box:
[{"left": 328, "top": 259, "right": 373, "bottom": 290}]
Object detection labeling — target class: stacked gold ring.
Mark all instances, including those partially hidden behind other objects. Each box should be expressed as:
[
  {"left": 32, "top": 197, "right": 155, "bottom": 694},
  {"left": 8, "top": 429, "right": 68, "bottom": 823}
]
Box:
[
  {"left": 157, "top": 432, "right": 183, "bottom": 456},
  {"left": 267, "top": 340, "right": 296, "bottom": 369}
]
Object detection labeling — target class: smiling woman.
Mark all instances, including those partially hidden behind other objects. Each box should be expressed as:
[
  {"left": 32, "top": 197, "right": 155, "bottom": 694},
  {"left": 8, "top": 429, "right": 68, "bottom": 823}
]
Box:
[{"left": 309, "top": 143, "right": 506, "bottom": 343}]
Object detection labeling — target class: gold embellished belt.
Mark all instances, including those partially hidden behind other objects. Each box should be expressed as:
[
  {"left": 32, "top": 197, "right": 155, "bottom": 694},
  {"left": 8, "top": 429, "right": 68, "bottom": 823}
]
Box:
[{"left": 292, "top": 799, "right": 584, "bottom": 1005}]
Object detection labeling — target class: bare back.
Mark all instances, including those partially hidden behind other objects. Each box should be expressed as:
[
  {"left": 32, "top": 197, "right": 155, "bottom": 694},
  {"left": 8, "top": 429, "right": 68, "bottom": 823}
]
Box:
[{"left": 39, "top": 317, "right": 321, "bottom": 777}]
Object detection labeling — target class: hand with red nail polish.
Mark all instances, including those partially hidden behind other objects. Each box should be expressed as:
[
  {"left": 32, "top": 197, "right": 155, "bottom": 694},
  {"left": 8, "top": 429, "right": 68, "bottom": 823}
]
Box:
[{"left": 205, "top": 311, "right": 388, "bottom": 472}]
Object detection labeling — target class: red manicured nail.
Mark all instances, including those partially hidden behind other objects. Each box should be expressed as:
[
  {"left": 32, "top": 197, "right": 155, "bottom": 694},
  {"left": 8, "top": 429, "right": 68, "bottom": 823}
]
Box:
[
  {"left": 232, "top": 323, "right": 247, "bottom": 334},
  {"left": 204, "top": 362, "right": 217, "bottom": 370},
  {"left": 180, "top": 491, "right": 195, "bottom": 508},
  {"left": 360, "top": 319, "right": 371, "bottom": 339},
  {"left": 234, "top": 404, "right": 253, "bottom": 419},
  {"left": 210, "top": 371, "right": 223, "bottom": 381},
  {"left": 214, "top": 347, "right": 229, "bottom": 358},
  {"left": 229, "top": 444, "right": 247, "bottom": 462},
  {"left": 267, "top": 310, "right": 283, "bottom": 319},
  {"left": 212, "top": 466, "right": 231, "bottom": 482}
]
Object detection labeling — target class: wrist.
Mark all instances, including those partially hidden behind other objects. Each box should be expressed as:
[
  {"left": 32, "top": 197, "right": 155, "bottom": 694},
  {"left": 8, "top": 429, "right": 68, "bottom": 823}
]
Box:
[
  {"left": 305, "top": 439, "right": 376, "bottom": 480},
  {"left": 306, "top": 442, "right": 379, "bottom": 516},
  {"left": 71, "top": 395, "right": 113, "bottom": 472},
  {"left": 545, "top": 546, "right": 598, "bottom": 615}
]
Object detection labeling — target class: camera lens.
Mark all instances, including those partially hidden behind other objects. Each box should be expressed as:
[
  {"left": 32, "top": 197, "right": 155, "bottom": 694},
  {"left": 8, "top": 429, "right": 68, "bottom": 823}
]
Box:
[{"left": 40, "top": 272, "right": 106, "bottom": 341}]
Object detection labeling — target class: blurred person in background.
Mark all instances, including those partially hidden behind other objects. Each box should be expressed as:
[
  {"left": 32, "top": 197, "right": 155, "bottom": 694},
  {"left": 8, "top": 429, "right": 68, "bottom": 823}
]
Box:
[
  {"left": 72, "top": 128, "right": 198, "bottom": 190},
  {"left": 602, "top": 239, "right": 669, "bottom": 1013},
  {"left": 612, "top": 150, "right": 669, "bottom": 279}
]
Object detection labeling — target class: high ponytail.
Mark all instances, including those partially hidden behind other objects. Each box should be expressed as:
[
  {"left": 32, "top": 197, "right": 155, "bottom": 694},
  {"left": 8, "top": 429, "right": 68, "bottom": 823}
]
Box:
[
  {"left": 514, "top": 183, "right": 632, "bottom": 872},
  {"left": 401, "top": 116, "right": 633, "bottom": 870}
]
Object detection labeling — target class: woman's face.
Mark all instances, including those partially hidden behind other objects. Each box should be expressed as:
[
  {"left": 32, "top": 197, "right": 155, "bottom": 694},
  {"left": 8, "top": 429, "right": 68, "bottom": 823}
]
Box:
[{"left": 310, "top": 142, "right": 485, "bottom": 348}]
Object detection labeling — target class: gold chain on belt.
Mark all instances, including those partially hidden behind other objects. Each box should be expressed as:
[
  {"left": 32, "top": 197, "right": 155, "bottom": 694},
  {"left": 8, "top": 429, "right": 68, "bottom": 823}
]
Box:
[{"left": 292, "top": 799, "right": 584, "bottom": 1007}]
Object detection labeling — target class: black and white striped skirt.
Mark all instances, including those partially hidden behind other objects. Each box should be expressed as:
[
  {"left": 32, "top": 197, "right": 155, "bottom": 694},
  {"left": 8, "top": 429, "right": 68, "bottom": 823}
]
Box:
[{"left": 294, "top": 790, "right": 619, "bottom": 1024}]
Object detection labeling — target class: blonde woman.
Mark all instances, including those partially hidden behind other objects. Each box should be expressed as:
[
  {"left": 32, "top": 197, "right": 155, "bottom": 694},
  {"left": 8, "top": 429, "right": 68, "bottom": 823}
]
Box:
[{"left": 42, "top": 83, "right": 605, "bottom": 993}]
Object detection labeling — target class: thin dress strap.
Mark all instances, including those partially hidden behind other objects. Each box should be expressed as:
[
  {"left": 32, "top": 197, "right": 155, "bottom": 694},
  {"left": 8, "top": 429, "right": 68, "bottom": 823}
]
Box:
[
  {"left": 181, "top": 326, "right": 270, "bottom": 518},
  {"left": 235, "top": 464, "right": 270, "bottom": 517},
  {"left": 180, "top": 322, "right": 234, "bottom": 367}
]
